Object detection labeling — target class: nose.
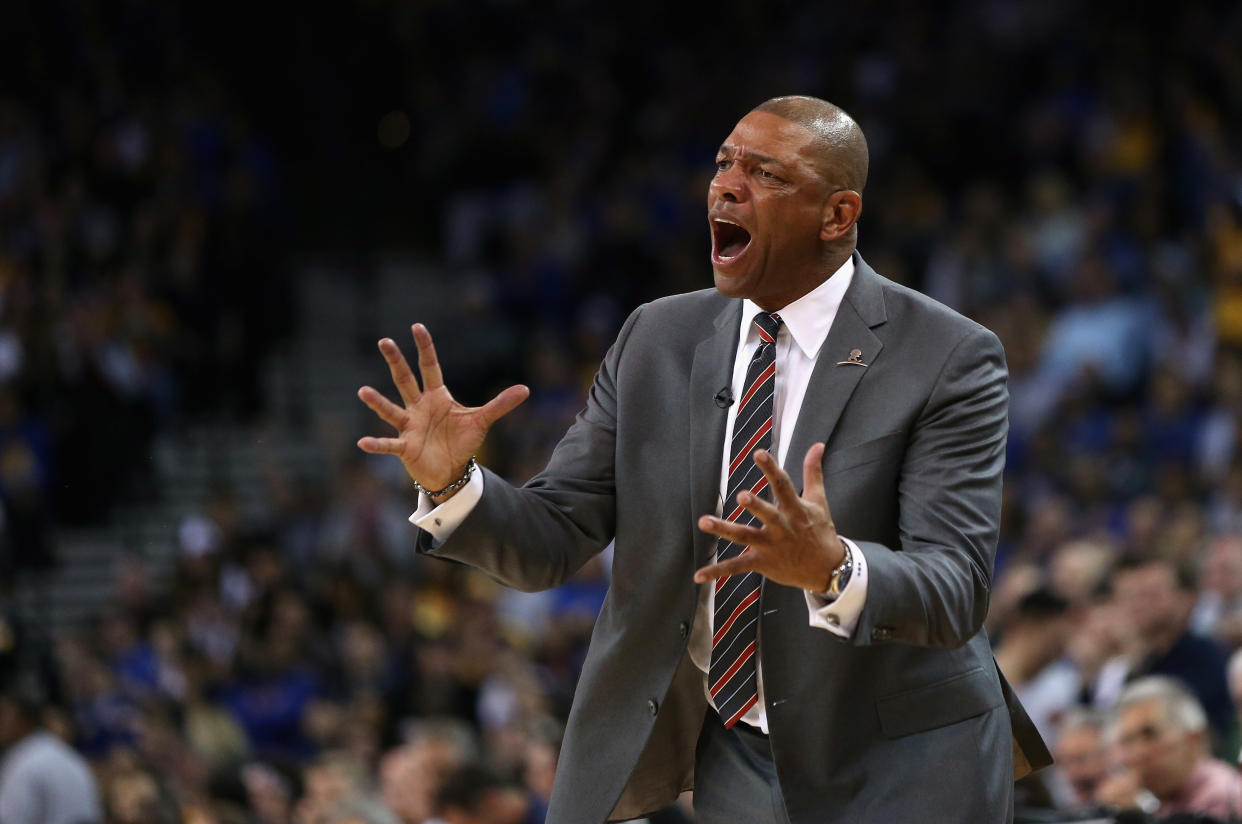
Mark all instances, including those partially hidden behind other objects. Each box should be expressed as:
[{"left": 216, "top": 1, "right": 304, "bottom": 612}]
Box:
[{"left": 710, "top": 164, "right": 746, "bottom": 203}]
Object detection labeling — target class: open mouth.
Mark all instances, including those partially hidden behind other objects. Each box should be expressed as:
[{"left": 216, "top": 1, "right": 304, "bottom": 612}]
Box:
[{"left": 711, "top": 218, "right": 752, "bottom": 262}]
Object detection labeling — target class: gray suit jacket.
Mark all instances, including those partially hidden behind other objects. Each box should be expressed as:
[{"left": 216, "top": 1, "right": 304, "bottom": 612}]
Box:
[{"left": 421, "top": 254, "right": 1051, "bottom": 823}]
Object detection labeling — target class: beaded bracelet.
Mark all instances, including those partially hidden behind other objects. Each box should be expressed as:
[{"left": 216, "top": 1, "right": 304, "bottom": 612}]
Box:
[{"left": 413, "top": 457, "right": 478, "bottom": 498}]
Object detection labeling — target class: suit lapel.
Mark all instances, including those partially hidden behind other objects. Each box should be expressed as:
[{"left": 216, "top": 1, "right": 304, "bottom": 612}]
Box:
[
  {"left": 784, "top": 255, "right": 888, "bottom": 491},
  {"left": 689, "top": 300, "right": 741, "bottom": 566}
]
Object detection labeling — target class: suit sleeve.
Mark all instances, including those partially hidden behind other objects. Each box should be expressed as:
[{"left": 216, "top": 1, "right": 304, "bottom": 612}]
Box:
[
  {"left": 413, "top": 304, "right": 643, "bottom": 592},
  {"left": 852, "top": 324, "right": 1008, "bottom": 648}
]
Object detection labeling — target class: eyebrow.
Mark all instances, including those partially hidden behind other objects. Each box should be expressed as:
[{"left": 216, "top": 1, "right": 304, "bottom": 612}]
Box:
[{"left": 717, "top": 145, "right": 783, "bottom": 167}]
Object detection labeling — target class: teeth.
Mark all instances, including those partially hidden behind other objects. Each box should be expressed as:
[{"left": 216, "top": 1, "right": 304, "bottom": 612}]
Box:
[{"left": 712, "top": 217, "right": 747, "bottom": 262}]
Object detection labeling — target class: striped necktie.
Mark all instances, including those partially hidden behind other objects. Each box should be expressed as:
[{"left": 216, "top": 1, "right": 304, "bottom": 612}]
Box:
[{"left": 709, "top": 311, "right": 782, "bottom": 729}]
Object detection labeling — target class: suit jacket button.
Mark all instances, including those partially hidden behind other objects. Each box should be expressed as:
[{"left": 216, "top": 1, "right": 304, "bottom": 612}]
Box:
[
  {"left": 679, "top": 621, "right": 689, "bottom": 638},
  {"left": 872, "top": 626, "right": 893, "bottom": 641},
  {"left": 648, "top": 699, "right": 658, "bottom": 716}
]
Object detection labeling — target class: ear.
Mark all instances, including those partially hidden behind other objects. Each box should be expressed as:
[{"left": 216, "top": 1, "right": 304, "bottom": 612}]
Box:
[{"left": 820, "top": 190, "right": 863, "bottom": 243}]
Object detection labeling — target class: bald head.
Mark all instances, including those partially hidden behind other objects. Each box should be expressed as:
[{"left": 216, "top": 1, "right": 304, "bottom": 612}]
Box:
[{"left": 752, "top": 96, "right": 868, "bottom": 194}]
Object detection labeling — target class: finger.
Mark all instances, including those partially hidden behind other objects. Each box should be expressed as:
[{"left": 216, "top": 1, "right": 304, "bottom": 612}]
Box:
[
  {"left": 802, "top": 442, "right": 828, "bottom": 506},
  {"left": 379, "top": 338, "right": 421, "bottom": 406},
  {"left": 697, "top": 514, "right": 765, "bottom": 546},
  {"left": 412, "top": 323, "right": 444, "bottom": 391},
  {"left": 477, "top": 384, "right": 530, "bottom": 427},
  {"left": 356, "top": 436, "right": 406, "bottom": 456},
  {"left": 357, "top": 386, "right": 409, "bottom": 431},
  {"left": 753, "top": 449, "right": 801, "bottom": 511},
  {"left": 736, "top": 489, "right": 784, "bottom": 531},
  {"left": 694, "top": 553, "right": 760, "bottom": 584}
]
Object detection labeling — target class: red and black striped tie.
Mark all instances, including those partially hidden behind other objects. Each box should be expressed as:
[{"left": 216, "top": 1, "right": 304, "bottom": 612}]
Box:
[{"left": 709, "top": 311, "right": 782, "bottom": 729}]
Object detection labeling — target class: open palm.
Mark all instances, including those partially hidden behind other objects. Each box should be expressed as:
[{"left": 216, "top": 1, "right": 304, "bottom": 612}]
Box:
[{"left": 357, "top": 323, "right": 529, "bottom": 496}]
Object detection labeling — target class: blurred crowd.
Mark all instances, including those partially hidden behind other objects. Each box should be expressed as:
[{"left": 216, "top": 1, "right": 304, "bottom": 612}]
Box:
[
  {"left": 4, "top": 0, "right": 1242, "bottom": 822},
  {"left": 0, "top": 0, "right": 291, "bottom": 541}
]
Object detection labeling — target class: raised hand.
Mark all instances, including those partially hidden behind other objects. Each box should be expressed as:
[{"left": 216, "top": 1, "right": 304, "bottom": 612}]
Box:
[
  {"left": 693, "top": 443, "right": 846, "bottom": 592},
  {"left": 357, "top": 323, "right": 529, "bottom": 499}
]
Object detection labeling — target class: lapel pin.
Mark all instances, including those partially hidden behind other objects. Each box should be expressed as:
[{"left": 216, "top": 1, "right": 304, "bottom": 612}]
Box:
[{"left": 837, "top": 348, "right": 868, "bottom": 367}]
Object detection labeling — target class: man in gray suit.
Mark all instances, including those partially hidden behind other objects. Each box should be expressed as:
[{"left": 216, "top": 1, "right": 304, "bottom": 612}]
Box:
[{"left": 358, "top": 95, "right": 1051, "bottom": 823}]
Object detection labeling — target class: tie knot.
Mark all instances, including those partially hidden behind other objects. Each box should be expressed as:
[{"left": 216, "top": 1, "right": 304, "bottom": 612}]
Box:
[{"left": 753, "top": 312, "right": 783, "bottom": 344}]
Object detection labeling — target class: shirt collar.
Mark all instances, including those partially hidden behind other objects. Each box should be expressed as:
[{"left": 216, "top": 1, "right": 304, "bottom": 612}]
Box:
[{"left": 740, "top": 257, "right": 855, "bottom": 359}]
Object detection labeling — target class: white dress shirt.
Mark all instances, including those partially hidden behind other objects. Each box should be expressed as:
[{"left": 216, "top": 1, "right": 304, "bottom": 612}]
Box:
[
  {"left": 686, "top": 257, "right": 867, "bottom": 732},
  {"left": 411, "top": 258, "right": 868, "bottom": 733}
]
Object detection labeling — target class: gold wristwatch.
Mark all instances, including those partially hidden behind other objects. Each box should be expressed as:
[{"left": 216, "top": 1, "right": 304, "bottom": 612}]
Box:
[{"left": 826, "top": 547, "right": 854, "bottom": 599}]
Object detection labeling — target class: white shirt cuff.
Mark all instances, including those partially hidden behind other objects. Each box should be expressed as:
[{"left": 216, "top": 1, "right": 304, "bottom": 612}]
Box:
[
  {"left": 805, "top": 537, "right": 868, "bottom": 638},
  {"left": 408, "top": 468, "right": 485, "bottom": 547}
]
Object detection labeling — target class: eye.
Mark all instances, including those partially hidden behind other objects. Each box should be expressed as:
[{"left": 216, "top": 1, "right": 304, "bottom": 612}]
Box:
[
  {"left": 715, "top": 158, "right": 731, "bottom": 173},
  {"left": 756, "top": 168, "right": 778, "bottom": 181}
]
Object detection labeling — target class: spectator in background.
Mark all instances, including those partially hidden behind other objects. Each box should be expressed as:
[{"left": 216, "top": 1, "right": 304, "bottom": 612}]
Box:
[
  {"left": 1200, "top": 352, "right": 1242, "bottom": 489},
  {"left": 1065, "top": 581, "right": 1135, "bottom": 712},
  {"left": 380, "top": 718, "right": 476, "bottom": 824},
  {"left": 1037, "top": 253, "right": 1150, "bottom": 402},
  {"left": 0, "top": 676, "right": 103, "bottom": 824},
  {"left": 103, "top": 765, "right": 178, "bottom": 824},
  {"left": 1113, "top": 554, "right": 1235, "bottom": 745},
  {"left": 1192, "top": 534, "right": 1242, "bottom": 647},
  {"left": 1051, "top": 709, "right": 1110, "bottom": 811},
  {"left": 433, "top": 764, "right": 532, "bottom": 824},
  {"left": 296, "top": 750, "right": 400, "bottom": 824},
  {"left": 520, "top": 732, "right": 557, "bottom": 823},
  {"left": 242, "top": 761, "right": 297, "bottom": 824},
  {"left": 1096, "top": 676, "right": 1242, "bottom": 819},
  {"left": 379, "top": 745, "right": 424, "bottom": 824},
  {"left": 1048, "top": 538, "right": 1115, "bottom": 606},
  {"left": 1227, "top": 648, "right": 1242, "bottom": 763},
  {"left": 995, "top": 589, "right": 1076, "bottom": 747},
  {"left": 296, "top": 751, "right": 365, "bottom": 822},
  {"left": 321, "top": 798, "right": 402, "bottom": 824},
  {"left": 219, "top": 621, "right": 321, "bottom": 763}
]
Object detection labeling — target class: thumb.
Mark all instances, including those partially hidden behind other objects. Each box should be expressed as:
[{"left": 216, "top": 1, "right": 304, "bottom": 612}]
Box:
[
  {"left": 802, "top": 442, "right": 827, "bottom": 505},
  {"left": 478, "top": 384, "right": 530, "bottom": 428}
]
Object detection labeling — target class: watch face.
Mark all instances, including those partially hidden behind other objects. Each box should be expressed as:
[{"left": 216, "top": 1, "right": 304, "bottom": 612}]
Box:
[{"left": 831, "top": 566, "right": 852, "bottom": 596}]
